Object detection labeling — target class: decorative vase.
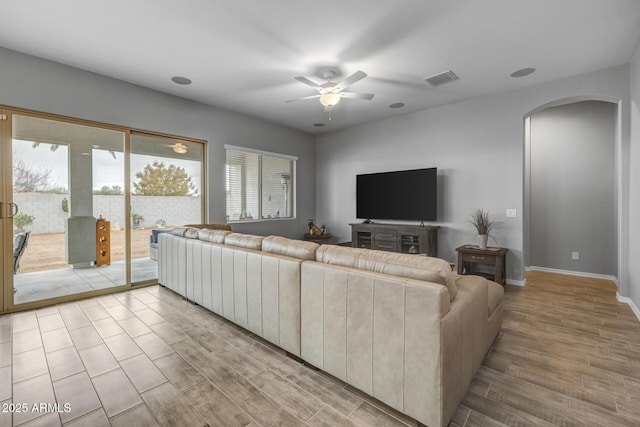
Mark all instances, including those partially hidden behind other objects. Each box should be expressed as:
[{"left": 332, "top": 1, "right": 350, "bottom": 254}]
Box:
[{"left": 478, "top": 234, "right": 488, "bottom": 249}]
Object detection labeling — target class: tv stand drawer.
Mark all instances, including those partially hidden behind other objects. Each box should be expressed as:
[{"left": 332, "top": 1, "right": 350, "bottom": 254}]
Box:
[{"left": 374, "top": 230, "right": 397, "bottom": 241}]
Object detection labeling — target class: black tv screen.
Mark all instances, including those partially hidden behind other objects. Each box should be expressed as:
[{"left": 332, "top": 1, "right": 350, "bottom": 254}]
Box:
[{"left": 356, "top": 168, "right": 437, "bottom": 221}]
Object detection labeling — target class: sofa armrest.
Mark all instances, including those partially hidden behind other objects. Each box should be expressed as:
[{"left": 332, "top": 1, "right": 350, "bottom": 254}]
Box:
[{"left": 150, "top": 228, "right": 174, "bottom": 244}]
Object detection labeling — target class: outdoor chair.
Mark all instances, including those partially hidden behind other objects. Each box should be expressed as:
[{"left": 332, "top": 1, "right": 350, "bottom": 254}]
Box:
[{"left": 13, "top": 230, "right": 31, "bottom": 274}]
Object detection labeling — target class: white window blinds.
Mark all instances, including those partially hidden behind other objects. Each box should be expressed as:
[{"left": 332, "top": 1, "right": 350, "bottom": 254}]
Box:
[{"left": 225, "top": 146, "right": 296, "bottom": 221}]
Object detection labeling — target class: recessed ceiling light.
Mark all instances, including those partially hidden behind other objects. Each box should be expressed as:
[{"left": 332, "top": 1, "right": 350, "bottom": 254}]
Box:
[
  {"left": 171, "top": 76, "right": 192, "bottom": 85},
  {"left": 389, "top": 102, "right": 405, "bottom": 109},
  {"left": 510, "top": 68, "right": 535, "bottom": 78},
  {"left": 313, "top": 123, "right": 325, "bottom": 127}
]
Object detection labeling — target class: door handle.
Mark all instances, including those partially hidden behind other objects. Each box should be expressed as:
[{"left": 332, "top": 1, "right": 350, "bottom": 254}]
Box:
[{"left": 8, "top": 202, "right": 18, "bottom": 218}]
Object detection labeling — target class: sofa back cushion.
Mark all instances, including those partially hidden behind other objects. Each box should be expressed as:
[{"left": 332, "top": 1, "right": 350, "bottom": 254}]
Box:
[
  {"left": 197, "top": 229, "right": 231, "bottom": 244},
  {"left": 315, "top": 245, "right": 457, "bottom": 300},
  {"left": 262, "top": 236, "right": 319, "bottom": 260},
  {"left": 171, "top": 227, "right": 189, "bottom": 237},
  {"left": 184, "top": 228, "right": 200, "bottom": 239},
  {"left": 224, "top": 233, "right": 264, "bottom": 250}
]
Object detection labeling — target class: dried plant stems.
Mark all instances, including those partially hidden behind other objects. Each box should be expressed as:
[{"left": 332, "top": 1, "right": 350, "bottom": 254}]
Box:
[{"left": 469, "top": 209, "right": 496, "bottom": 236}]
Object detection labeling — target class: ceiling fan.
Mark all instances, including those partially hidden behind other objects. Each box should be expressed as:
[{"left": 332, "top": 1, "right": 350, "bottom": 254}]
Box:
[
  {"left": 169, "top": 142, "right": 187, "bottom": 154},
  {"left": 286, "top": 69, "right": 374, "bottom": 111}
]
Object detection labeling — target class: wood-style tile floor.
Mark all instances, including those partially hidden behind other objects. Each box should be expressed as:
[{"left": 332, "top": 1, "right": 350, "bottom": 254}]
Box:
[
  {"left": 0, "top": 285, "right": 421, "bottom": 427},
  {"left": 1, "top": 271, "right": 639, "bottom": 426},
  {"left": 453, "top": 271, "right": 640, "bottom": 427}
]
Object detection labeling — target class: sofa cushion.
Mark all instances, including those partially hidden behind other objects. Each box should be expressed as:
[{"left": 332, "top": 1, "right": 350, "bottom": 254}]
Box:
[
  {"left": 262, "top": 236, "right": 319, "bottom": 260},
  {"left": 224, "top": 233, "right": 264, "bottom": 250},
  {"left": 171, "top": 227, "right": 189, "bottom": 237},
  {"left": 315, "top": 245, "right": 457, "bottom": 300},
  {"left": 487, "top": 280, "right": 504, "bottom": 317},
  {"left": 197, "top": 229, "right": 231, "bottom": 243},
  {"left": 184, "top": 228, "right": 200, "bottom": 239}
]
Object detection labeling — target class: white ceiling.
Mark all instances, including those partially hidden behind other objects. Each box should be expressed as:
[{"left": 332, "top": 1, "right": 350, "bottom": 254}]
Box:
[{"left": 1, "top": 0, "right": 640, "bottom": 135}]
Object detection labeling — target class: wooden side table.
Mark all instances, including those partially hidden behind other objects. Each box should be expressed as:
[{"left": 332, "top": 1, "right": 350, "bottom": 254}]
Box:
[
  {"left": 455, "top": 245, "right": 508, "bottom": 285},
  {"left": 303, "top": 233, "right": 332, "bottom": 244}
]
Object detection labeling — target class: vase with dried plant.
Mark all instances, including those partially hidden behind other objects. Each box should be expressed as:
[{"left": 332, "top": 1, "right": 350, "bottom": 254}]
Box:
[{"left": 469, "top": 209, "right": 496, "bottom": 249}]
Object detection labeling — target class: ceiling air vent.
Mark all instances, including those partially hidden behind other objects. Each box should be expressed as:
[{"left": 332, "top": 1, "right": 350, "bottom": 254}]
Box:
[{"left": 424, "top": 70, "right": 459, "bottom": 87}]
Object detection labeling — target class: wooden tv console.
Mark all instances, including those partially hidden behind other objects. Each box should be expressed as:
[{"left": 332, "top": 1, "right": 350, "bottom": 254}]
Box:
[{"left": 350, "top": 223, "right": 439, "bottom": 257}]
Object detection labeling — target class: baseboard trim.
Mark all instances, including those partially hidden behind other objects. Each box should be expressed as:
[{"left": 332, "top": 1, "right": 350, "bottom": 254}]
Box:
[
  {"left": 506, "top": 278, "right": 526, "bottom": 287},
  {"left": 616, "top": 293, "right": 640, "bottom": 321},
  {"left": 527, "top": 266, "right": 618, "bottom": 287}
]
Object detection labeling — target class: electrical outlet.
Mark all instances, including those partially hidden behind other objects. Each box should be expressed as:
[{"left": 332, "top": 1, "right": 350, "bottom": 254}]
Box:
[
  {"left": 572, "top": 252, "right": 579, "bottom": 260},
  {"left": 506, "top": 209, "right": 517, "bottom": 218}
]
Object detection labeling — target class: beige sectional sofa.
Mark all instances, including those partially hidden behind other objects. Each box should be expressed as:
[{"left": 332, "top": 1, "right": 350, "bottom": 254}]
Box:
[
  {"left": 159, "top": 228, "right": 318, "bottom": 357},
  {"left": 158, "top": 228, "right": 504, "bottom": 427}
]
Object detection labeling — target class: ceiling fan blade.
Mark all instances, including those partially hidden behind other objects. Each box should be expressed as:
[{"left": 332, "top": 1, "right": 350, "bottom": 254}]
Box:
[
  {"left": 340, "top": 92, "right": 375, "bottom": 100},
  {"left": 333, "top": 70, "right": 367, "bottom": 92},
  {"left": 285, "top": 94, "right": 321, "bottom": 103},
  {"left": 294, "top": 76, "right": 324, "bottom": 91}
]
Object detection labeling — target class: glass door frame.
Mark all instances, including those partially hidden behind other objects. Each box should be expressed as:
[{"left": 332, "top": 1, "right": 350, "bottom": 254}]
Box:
[
  {"left": 1, "top": 106, "right": 206, "bottom": 314},
  {"left": 1, "top": 107, "right": 8, "bottom": 313}
]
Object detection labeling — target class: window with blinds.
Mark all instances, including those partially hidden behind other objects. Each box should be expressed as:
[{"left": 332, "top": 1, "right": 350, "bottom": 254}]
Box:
[{"left": 225, "top": 146, "right": 296, "bottom": 221}]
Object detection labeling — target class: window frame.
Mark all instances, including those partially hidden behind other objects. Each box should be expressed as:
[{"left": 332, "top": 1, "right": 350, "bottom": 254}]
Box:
[{"left": 224, "top": 144, "right": 297, "bottom": 223}]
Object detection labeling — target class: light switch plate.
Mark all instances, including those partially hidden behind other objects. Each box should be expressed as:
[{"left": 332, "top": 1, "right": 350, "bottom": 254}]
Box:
[{"left": 506, "top": 209, "right": 517, "bottom": 218}]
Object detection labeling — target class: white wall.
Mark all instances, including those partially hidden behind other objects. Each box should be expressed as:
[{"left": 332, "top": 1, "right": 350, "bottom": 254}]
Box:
[
  {"left": 529, "top": 101, "right": 617, "bottom": 276},
  {"left": 316, "top": 65, "right": 630, "bottom": 283},
  {"left": 0, "top": 47, "right": 315, "bottom": 239},
  {"left": 628, "top": 43, "right": 640, "bottom": 309}
]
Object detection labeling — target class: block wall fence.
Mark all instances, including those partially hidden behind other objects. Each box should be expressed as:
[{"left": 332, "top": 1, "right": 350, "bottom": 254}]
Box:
[{"left": 13, "top": 193, "right": 201, "bottom": 234}]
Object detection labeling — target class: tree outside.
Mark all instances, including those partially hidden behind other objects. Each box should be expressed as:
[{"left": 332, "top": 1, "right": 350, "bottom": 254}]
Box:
[
  {"left": 133, "top": 161, "right": 198, "bottom": 196},
  {"left": 93, "top": 185, "right": 123, "bottom": 195},
  {"left": 13, "top": 158, "right": 67, "bottom": 193}
]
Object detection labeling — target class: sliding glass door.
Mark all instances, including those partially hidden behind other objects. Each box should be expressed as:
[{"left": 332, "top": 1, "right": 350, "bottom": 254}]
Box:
[
  {"left": 129, "top": 132, "right": 204, "bottom": 284},
  {"left": 1, "top": 109, "right": 205, "bottom": 312},
  {"left": 8, "top": 113, "right": 126, "bottom": 307}
]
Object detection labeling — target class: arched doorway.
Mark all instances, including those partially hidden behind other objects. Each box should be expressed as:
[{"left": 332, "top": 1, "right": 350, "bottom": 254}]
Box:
[{"left": 524, "top": 98, "right": 621, "bottom": 286}]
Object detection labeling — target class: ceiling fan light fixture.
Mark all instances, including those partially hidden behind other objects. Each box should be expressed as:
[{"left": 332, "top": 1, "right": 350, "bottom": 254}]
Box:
[
  {"left": 319, "top": 92, "right": 341, "bottom": 107},
  {"left": 172, "top": 143, "right": 188, "bottom": 154}
]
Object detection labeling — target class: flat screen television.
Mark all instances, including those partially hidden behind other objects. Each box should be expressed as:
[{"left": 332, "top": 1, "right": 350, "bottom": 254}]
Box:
[{"left": 356, "top": 167, "right": 437, "bottom": 222}]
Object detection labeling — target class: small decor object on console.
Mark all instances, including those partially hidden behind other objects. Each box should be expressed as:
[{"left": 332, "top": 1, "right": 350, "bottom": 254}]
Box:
[
  {"left": 305, "top": 220, "right": 330, "bottom": 243},
  {"left": 469, "top": 209, "right": 496, "bottom": 249},
  {"left": 307, "top": 219, "right": 322, "bottom": 235}
]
